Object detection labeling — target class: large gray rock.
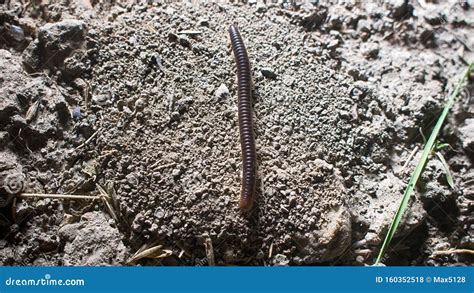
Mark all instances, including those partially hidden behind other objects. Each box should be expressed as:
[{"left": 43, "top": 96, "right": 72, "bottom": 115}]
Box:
[
  {"left": 293, "top": 206, "right": 352, "bottom": 263},
  {"left": 23, "top": 19, "right": 85, "bottom": 72},
  {"left": 0, "top": 50, "right": 23, "bottom": 126},
  {"left": 1, "top": 49, "right": 70, "bottom": 150},
  {"left": 59, "top": 212, "right": 129, "bottom": 265}
]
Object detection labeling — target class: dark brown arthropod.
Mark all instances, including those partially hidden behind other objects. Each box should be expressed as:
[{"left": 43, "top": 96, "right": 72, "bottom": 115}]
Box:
[{"left": 228, "top": 24, "right": 257, "bottom": 211}]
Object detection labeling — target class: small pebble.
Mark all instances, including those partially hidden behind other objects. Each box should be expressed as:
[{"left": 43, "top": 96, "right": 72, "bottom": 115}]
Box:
[
  {"left": 261, "top": 67, "right": 277, "bottom": 79},
  {"left": 215, "top": 83, "right": 230, "bottom": 99}
]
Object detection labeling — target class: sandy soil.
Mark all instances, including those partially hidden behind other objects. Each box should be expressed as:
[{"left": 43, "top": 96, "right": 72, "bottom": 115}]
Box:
[{"left": 0, "top": 0, "right": 473, "bottom": 266}]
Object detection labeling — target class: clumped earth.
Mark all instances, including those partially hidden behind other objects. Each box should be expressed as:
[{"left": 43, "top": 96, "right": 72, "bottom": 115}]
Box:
[{"left": 0, "top": 1, "right": 473, "bottom": 266}]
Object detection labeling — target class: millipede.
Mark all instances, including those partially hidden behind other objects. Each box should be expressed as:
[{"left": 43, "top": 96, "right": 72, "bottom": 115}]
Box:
[{"left": 228, "top": 24, "right": 257, "bottom": 212}]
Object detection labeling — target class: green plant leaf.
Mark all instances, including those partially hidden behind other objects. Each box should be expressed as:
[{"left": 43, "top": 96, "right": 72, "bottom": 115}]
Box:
[
  {"left": 434, "top": 142, "right": 450, "bottom": 151},
  {"left": 435, "top": 152, "right": 455, "bottom": 189},
  {"left": 375, "top": 62, "right": 473, "bottom": 265}
]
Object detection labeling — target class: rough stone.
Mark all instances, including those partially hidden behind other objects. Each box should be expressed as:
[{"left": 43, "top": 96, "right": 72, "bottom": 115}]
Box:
[
  {"left": 60, "top": 212, "right": 129, "bottom": 265},
  {"left": 215, "top": 83, "right": 230, "bottom": 99},
  {"left": 261, "top": 67, "right": 277, "bottom": 79},
  {"left": 458, "top": 118, "right": 474, "bottom": 153},
  {"left": 23, "top": 19, "right": 85, "bottom": 72}
]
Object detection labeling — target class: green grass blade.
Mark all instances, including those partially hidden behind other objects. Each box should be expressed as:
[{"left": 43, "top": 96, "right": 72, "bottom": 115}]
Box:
[
  {"left": 435, "top": 152, "right": 455, "bottom": 189},
  {"left": 374, "top": 62, "right": 473, "bottom": 265}
]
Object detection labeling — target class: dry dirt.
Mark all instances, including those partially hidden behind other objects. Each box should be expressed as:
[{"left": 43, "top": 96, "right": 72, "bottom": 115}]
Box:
[{"left": 0, "top": 0, "right": 473, "bottom": 266}]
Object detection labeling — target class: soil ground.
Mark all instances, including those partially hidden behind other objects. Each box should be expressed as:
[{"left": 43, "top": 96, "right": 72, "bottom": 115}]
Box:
[{"left": 0, "top": 0, "right": 473, "bottom": 266}]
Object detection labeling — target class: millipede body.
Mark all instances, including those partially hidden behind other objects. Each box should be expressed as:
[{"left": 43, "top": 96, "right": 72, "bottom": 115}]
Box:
[{"left": 228, "top": 24, "right": 257, "bottom": 212}]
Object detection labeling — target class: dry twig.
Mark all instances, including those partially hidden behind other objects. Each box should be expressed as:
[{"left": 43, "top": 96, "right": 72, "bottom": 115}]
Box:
[
  {"left": 96, "top": 184, "right": 118, "bottom": 222},
  {"left": 19, "top": 193, "right": 101, "bottom": 200},
  {"left": 128, "top": 244, "right": 173, "bottom": 263},
  {"left": 203, "top": 234, "right": 215, "bottom": 266},
  {"left": 75, "top": 128, "right": 102, "bottom": 151},
  {"left": 433, "top": 249, "right": 474, "bottom": 256}
]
